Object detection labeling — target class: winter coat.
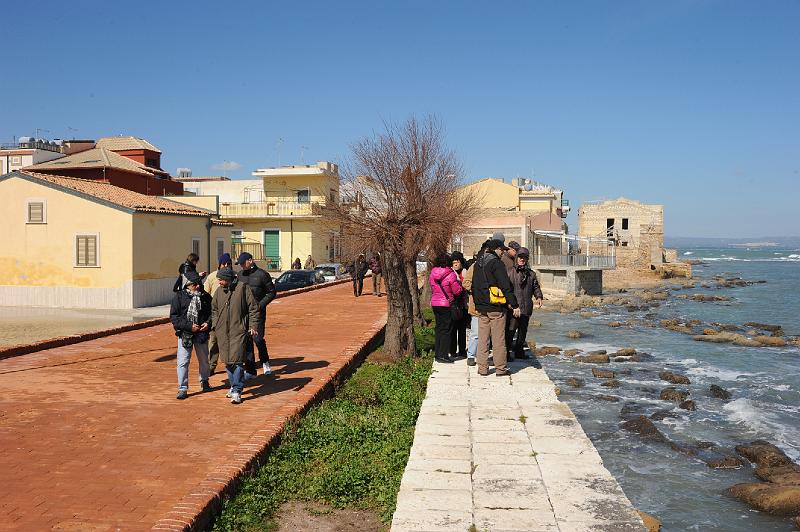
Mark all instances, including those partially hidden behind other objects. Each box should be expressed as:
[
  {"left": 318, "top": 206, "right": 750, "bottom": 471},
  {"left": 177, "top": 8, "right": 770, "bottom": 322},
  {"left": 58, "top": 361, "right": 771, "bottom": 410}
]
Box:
[
  {"left": 368, "top": 257, "right": 382, "bottom": 274},
  {"left": 501, "top": 252, "right": 514, "bottom": 271},
  {"left": 507, "top": 265, "right": 543, "bottom": 317},
  {"left": 429, "top": 267, "right": 464, "bottom": 307},
  {"left": 238, "top": 264, "right": 276, "bottom": 314},
  {"left": 462, "top": 264, "right": 478, "bottom": 317},
  {"left": 349, "top": 259, "right": 368, "bottom": 280},
  {"left": 304, "top": 257, "right": 316, "bottom": 269},
  {"left": 169, "top": 289, "right": 212, "bottom": 340},
  {"left": 211, "top": 281, "right": 260, "bottom": 365},
  {"left": 472, "top": 252, "right": 519, "bottom": 313}
]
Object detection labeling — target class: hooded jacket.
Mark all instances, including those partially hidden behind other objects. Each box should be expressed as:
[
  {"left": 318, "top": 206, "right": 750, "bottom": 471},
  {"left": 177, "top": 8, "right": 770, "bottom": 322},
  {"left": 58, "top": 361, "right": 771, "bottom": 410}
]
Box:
[
  {"left": 211, "top": 280, "right": 261, "bottom": 365},
  {"left": 429, "top": 266, "right": 464, "bottom": 307},
  {"left": 471, "top": 252, "right": 519, "bottom": 313}
]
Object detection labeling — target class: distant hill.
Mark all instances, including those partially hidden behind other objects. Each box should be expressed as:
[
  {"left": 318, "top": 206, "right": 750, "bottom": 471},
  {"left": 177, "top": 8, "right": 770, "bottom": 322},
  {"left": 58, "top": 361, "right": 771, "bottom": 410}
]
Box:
[{"left": 665, "top": 236, "right": 800, "bottom": 248}]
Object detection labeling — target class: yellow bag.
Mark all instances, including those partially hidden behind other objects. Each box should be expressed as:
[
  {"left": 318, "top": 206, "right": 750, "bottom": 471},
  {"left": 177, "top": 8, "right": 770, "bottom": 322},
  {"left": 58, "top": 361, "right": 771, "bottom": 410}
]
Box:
[{"left": 489, "top": 286, "right": 506, "bottom": 305}]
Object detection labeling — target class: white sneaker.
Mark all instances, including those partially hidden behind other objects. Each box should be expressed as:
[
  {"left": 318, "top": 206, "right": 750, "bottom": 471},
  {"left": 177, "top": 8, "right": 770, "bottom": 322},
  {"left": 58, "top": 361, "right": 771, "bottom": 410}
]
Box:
[
  {"left": 262, "top": 362, "right": 272, "bottom": 375},
  {"left": 230, "top": 393, "right": 242, "bottom": 404},
  {"left": 225, "top": 388, "right": 232, "bottom": 398}
]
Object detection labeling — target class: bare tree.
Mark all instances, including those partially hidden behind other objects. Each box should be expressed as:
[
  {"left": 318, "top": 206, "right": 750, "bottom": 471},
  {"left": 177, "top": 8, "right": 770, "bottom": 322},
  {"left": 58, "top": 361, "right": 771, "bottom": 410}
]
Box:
[{"left": 328, "top": 116, "right": 479, "bottom": 359}]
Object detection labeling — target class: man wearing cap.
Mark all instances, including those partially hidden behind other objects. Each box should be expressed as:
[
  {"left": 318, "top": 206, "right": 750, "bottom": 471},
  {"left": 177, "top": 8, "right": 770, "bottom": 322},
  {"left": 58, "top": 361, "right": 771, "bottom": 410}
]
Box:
[
  {"left": 235, "top": 252, "right": 277, "bottom": 376},
  {"left": 169, "top": 270, "right": 212, "bottom": 399},
  {"left": 204, "top": 253, "right": 233, "bottom": 375},
  {"left": 503, "top": 241, "right": 520, "bottom": 270},
  {"left": 505, "top": 247, "right": 543, "bottom": 360},
  {"left": 471, "top": 238, "right": 520, "bottom": 376},
  {"left": 211, "top": 268, "right": 260, "bottom": 404}
]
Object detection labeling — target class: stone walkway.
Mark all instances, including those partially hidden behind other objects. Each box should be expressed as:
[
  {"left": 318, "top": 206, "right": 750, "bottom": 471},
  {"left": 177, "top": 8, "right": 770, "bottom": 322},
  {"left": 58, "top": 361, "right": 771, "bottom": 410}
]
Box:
[
  {"left": 0, "top": 282, "right": 386, "bottom": 531},
  {"left": 392, "top": 358, "right": 646, "bottom": 532}
]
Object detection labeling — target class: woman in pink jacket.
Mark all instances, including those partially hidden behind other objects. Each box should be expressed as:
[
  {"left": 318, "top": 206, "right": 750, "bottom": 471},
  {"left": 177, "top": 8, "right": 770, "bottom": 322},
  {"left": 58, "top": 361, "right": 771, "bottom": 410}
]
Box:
[{"left": 429, "top": 253, "right": 464, "bottom": 364}]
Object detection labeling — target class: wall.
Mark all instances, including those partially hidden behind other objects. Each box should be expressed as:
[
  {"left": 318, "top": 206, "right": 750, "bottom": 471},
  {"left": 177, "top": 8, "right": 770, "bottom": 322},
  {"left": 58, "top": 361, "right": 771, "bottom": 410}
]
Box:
[
  {"left": 231, "top": 218, "right": 338, "bottom": 270},
  {"left": 533, "top": 267, "right": 604, "bottom": 297},
  {"left": 166, "top": 195, "right": 219, "bottom": 213},
  {"left": 519, "top": 198, "right": 552, "bottom": 213},
  {"left": 181, "top": 179, "right": 262, "bottom": 203},
  {"left": 262, "top": 173, "right": 338, "bottom": 205},
  {"left": 0, "top": 175, "right": 135, "bottom": 308},
  {"left": 459, "top": 178, "right": 519, "bottom": 209}
]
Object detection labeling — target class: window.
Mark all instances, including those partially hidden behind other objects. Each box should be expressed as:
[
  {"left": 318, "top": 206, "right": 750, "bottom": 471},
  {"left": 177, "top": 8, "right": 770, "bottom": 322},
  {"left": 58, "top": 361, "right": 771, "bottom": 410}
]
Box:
[
  {"left": 231, "top": 230, "right": 243, "bottom": 242},
  {"left": 622, "top": 218, "right": 629, "bottom": 230},
  {"left": 297, "top": 188, "right": 310, "bottom": 204},
  {"left": 26, "top": 200, "right": 46, "bottom": 224},
  {"left": 75, "top": 234, "right": 99, "bottom": 267},
  {"left": 216, "top": 238, "right": 225, "bottom": 260},
  {"left": 11, "top": 156, "right": 22, "bottom": 165},
  {"left": 192, "top": 238, "right": 201, "bottom": 256}
]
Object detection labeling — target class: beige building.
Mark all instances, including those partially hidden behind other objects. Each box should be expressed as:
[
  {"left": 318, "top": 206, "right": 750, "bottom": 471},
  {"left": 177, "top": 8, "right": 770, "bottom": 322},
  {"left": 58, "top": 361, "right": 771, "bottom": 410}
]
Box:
[
  {"left": 177, "top": 161, "right": 341, "bottom": 270},
  {"left": 0, "top": 170, "right": 231, "bottom": 309}
]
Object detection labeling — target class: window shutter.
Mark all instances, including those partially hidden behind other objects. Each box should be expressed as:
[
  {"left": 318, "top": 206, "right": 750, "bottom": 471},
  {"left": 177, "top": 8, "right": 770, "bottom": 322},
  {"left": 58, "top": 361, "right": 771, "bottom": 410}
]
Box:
[
  {"left": 28, "top": 202, "right": 44, "bottom": 223},
  {"left": 76, "top": 235, "right": 98, "bottom": 266}
]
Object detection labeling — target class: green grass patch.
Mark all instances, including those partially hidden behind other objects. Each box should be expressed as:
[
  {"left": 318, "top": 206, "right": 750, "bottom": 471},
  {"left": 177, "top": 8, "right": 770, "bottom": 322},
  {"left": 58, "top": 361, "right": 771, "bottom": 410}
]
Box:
[{"left": 212, "top": 325, "right": 435, "bottom": 531}]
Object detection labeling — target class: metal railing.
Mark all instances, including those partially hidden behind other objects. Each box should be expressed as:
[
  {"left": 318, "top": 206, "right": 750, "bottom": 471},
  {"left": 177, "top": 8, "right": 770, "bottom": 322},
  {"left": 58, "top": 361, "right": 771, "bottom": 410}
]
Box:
[
  {"left": 220, "top": 201, "right": 322, "bottom": 218},
  {"left": 535, "top": 255, "right": 616, "bottom": 269},
  {"left": 231, "top": 241, "right": 282, "bottom": 271}
]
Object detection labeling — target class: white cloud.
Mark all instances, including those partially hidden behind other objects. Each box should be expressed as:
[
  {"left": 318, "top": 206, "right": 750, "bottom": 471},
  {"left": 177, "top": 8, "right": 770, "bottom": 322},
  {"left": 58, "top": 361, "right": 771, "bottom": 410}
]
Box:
[{"left": 211, "top": 161, "right": 242, "bottom": 172}]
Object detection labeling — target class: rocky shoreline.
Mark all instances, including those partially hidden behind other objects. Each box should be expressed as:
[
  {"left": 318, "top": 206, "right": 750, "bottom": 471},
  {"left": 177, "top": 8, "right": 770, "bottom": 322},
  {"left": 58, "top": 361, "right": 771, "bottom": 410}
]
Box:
[{"left": 531, "top": 270, "right": 800, "bottom": 529}]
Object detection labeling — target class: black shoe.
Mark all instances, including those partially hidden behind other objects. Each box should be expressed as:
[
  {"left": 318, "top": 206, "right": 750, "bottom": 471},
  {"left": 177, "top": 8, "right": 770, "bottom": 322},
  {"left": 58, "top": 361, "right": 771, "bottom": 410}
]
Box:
[
  {"left": 496, "top": 369, "right": 511, "bottom": 377},
  {"left": 201, "top": 380, "right": 211, "bottom": 392},
  {"left": 467, "top": 358, "right": 477, "bottom": 366},
  {"left": 176, "top": 389, "right": 188, "bottom": 400},
  {"left": 434, "top": 356, "right": 453, "bottom": 364}
]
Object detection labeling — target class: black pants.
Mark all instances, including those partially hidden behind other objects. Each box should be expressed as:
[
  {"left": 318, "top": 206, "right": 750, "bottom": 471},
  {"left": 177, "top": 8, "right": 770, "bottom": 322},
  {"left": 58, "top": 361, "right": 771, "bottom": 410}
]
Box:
[
  {"left": 450, "top": 314, "right": 469, "bottom": 357},
  {"left": 505, "top": 313, "right": 530, "bottom": 356},
  {"left": 353, "top": 277, "right": 364, "bottom": 296},
  {"left": 245, "top": 316, "right": 270, "bottom": 374},
  {"left": 433, "top": 306, "right": 454, "bottom": 360}
]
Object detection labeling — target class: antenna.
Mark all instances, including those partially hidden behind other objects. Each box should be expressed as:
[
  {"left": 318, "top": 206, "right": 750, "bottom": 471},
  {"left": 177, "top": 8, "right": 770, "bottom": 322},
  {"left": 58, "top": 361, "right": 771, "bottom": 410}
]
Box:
[
  {"left": 35, "top": 128, "right": 51, "bottom": 139},
  {"left": 66, "top": 126, "right": 78, "bottom": 140},
  {"left": 276, "top": 137, "right": 284, "bottom": 166},
  {"left": 300, "top": 145, "right": 309, "bottom": 164}
]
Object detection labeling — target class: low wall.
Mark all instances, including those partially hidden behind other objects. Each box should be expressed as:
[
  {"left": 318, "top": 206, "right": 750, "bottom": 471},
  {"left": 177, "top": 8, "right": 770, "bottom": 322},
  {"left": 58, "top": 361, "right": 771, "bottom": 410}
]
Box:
[{"left": 534, "top": 267, "right": 604, "bottom": 297}]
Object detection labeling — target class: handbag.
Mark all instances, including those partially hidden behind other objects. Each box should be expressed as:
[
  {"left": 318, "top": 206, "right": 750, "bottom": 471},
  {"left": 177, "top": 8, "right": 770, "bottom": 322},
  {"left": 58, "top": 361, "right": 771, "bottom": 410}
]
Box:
[{"left": 489, "top": 286, "right": 506, "bottom": 305}]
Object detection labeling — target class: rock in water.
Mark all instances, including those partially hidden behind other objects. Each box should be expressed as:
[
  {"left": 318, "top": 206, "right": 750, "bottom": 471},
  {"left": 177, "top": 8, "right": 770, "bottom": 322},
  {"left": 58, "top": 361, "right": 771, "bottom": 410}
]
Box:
[
  {"left": 754, "top": 336, "right": 787, "bottom": 347},
  {"left": 592, "top": 368, "right": 615, "bottom": 379},
  {"left": 704, "top": 455, "right": 745, "bottom": 469},
  {"left": 597, "top": 394, "right": 620, "bottom": 402},
  {"left": 616, "top": 347, "right": 637, "bottom": 356},
  {"left": 575, "top": 353, "right": 610, "bottom": 364},
  {"left": 710, "top": 384, "right": 732, "bottom": 400},
  {"left": 679, "top": 400, "right": 697, "bottom": 411},
  {"left": 660, "top": 387, "right": 690, "bottom": 402},
  {"left": 637, "top": 510, "right": 662, "bottom": 532},
  {"left": 736, "top": 440, "right": 795, "bottom": 468},
  {"left": 535, "top": 346, "right": 561, "bottom": 356},
  {"left": 726, "top": 483, "right": 800, "bottom": 516},
  {"left": 563, "top": 349, "right": 581, "bottom": 356},
  {"left": 602, "top": 379, "right": 621, "bottom": 388},
  {"left": 622, "top": 415, "right": 669, "bottom": 443},
  {"left": 565, "top": 377, "right": 585, "bottom": 388},
  {"left": 744, "top": 322, "right": 784, "bottom": 333},
  {"left": 755, "top": 464, "right": 800, "bottom": 485},
  {"left": 659, "top": 371, "right": 691, "bottom": 384},
  {"left": 566, "top": 330, "right": 583, "bottom": 338}
]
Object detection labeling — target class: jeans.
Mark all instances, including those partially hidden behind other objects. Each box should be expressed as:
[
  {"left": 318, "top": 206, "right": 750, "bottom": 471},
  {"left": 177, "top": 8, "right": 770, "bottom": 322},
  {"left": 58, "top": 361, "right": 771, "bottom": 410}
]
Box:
[
  {"left": 477, "top": 311, "right": 507, "bottom": 373},
  {"left": 432, "top": 306, "right": 454, "bottom": 359},
  {"left": 245, "top": 316, "right": 269, "bottom": 374},
  {"left": 226, "top": 363, "right": 245, "bottom": 395},
  {"left": 176, "top": 336, "right": 210, "bottom": 390},
  {"left": 467, "top": 315, "right": 479, "bottom": 359}
]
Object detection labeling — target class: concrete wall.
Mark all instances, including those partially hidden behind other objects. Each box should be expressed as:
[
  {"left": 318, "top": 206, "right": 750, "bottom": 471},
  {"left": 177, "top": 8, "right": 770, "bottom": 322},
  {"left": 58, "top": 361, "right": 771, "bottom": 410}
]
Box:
[
  {"left": 166, "top": 195, "right": 219, "bottom": 213},
  {"left": 459, "top": 178, "right": 519, "bottom": 209},
  {"left": 534, "top": 267, "right": 603, "bottom": 297}
]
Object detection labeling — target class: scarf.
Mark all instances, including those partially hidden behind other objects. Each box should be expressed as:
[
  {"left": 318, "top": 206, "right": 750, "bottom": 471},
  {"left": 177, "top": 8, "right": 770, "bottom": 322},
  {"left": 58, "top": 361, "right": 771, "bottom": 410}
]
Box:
[
  {"left": 516, "top": 265, "right": 530, "bottom": 287},
  {"left": 186, "top": 287, "right": 201, "bottom": 324}
]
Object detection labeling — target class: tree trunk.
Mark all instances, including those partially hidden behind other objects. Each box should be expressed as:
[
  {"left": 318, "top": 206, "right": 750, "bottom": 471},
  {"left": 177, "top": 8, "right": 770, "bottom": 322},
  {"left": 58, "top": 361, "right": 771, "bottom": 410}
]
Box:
[
  {"left": 406, "top": 259, "right": 425, "bottom": 326},
  {"left": 419, "top": 263, "right": 433, "bottom": 312},
  {"left": 382, "top": 248, "right": 417, "bottom": 358}
]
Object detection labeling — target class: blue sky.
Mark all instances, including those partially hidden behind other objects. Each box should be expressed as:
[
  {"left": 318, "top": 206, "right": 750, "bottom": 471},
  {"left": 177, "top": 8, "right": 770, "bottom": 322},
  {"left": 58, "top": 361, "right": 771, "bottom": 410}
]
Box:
[{"left": 2, "top": 1, "right": 798, "bottom": 237}]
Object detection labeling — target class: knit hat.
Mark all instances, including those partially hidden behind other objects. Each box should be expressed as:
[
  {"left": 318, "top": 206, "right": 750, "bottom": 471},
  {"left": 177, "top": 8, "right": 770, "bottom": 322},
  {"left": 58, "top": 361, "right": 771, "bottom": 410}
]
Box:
[
  {"left": 218, "top": 252, "right": 232, "bottom": 266},
  {"left": 217, "top": 268, "right": 235, "bottom": 282},
  {"left": 235, "top": 252, "right": 253, "bottom": 265},
  {"left": 517, "top": 247, "right": 530, "bottom": 258},
  {"left": 491, "top": 232, "right": 506, "bottom": 244}
]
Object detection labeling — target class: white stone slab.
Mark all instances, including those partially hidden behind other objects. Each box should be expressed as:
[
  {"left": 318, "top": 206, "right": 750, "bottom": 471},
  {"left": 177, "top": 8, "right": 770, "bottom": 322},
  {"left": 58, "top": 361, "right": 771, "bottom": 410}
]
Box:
[
  {"left": 473, "top": 507, "right": 559, "bottom": 531},
  {"left": 399, "top": 469, "right": 472, "bottom": 491}
]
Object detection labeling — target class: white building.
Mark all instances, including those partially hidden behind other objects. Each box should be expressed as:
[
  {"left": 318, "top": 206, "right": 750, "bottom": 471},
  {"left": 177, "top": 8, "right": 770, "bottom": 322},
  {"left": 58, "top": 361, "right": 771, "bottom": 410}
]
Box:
[{"left": 0, "top": 137, "right": 65, "bottom": 174}]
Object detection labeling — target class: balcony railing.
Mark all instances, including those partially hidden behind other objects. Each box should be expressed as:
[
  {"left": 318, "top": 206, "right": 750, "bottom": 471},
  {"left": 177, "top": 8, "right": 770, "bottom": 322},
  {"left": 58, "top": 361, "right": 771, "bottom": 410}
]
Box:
[
  {"left": 231, "top": 241, "right": 282, "bottom": 271},
  {"left": 535, "top": 254, "right": 616, "bottom": 269},
  {"left": 220, "top": 201, "right": 323, "bottom": 218}
]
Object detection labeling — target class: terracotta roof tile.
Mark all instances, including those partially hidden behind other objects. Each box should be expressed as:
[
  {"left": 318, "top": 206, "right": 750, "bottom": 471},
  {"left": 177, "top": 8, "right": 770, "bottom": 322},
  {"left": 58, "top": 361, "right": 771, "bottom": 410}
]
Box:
[
  {"left": 95, "top": 136, "right": 161, "bottom": 153},
  {"left": 25, "top": 147, "right": 167, "bottom": 177},
  {"left": 15, "top": 171, "right": 221, "bottom": 218}
]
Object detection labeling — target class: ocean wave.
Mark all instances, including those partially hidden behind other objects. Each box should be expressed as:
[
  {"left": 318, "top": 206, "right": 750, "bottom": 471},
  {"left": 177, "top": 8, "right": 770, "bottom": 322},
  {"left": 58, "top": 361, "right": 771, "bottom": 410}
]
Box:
[
  {"left": 700, "top": 256, "right": 800, "bottom": 262},
  {"left": 683, "top": 251, "right": 694, "bottom": 256},
  {"left": 685, "top": 365, "right": 753, "bottom": 381}
]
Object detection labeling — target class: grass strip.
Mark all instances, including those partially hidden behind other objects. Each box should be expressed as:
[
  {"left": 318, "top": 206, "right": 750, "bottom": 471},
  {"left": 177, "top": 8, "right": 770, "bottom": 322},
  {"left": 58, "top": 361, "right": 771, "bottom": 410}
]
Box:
[{"left": 211, "top": 322, "right": 436, "bottom": 531}]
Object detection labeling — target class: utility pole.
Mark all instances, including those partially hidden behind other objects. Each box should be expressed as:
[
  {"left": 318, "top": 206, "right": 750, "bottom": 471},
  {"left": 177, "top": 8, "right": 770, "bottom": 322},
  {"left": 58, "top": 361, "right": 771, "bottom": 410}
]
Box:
[
  {"left": 300, "top": 145, "right": 308, "bottom": 164},
  {"left": 276, "top": 137, "right": 284, "bottom": 166}
]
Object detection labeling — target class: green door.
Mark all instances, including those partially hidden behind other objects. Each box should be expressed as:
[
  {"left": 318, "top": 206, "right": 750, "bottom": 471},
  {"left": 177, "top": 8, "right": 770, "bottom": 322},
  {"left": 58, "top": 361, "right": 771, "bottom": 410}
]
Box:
[{"left": 263, "top": 230, "right": 280, "bottom": 270}]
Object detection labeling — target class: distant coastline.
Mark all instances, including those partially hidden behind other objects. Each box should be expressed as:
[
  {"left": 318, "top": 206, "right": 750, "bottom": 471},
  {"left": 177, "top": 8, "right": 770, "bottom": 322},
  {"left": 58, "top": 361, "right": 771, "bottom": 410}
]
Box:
[{"left": 665, "top": 235, "right": 800, "bottom": 248}]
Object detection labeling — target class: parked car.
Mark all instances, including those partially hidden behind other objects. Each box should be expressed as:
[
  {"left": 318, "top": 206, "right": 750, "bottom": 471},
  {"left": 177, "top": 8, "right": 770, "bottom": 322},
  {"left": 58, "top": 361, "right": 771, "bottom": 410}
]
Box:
[
  {"left": 314, "top": 263, "right": 348, "bottom": 282},
  {"left": 275, "top": 270, "right": 326, "bottom": 292}
]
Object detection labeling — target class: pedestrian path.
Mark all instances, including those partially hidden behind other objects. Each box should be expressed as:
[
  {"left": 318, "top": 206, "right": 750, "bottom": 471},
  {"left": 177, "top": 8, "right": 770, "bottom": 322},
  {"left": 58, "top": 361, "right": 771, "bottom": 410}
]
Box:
[
  {"left": 392, "top": 358, "right": 646, "bottom": 532},
  {"left": 0, "top": 282, "right": 386, "bottom": 531}
]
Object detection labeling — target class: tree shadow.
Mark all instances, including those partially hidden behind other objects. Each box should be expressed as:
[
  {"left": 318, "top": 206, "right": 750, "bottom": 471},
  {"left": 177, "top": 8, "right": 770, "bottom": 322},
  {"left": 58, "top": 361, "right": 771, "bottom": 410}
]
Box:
[
  {"left": 153, "top": 353, "right": 176, "bottom": 362},
  {"left": 243, "top": 376, "right": 313, "bottom": 400},
  {"left": 276, "top": 359, "right": 330, "bottom": 376}
]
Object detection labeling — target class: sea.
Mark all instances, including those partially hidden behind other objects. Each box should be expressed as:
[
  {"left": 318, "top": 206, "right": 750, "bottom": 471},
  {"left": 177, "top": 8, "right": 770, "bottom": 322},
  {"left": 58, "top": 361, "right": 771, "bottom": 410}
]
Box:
[{"left": 534, "top": 247, "right": 800, "bottom": 531}]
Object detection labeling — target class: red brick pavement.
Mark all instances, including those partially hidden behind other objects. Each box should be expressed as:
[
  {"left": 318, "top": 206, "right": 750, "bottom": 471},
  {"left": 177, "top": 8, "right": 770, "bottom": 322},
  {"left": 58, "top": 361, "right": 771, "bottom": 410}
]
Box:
[{"left": 0, "top": 282, "right": 387, "bottom": 531}]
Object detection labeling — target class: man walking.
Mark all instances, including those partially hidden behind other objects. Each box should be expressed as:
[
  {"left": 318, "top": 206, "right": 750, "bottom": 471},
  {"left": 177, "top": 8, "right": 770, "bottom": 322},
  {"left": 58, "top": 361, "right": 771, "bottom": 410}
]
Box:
[
  {"left": 170, "top": 270, "right": 212, "bottom": 399},
  {"left": 349, "top": 254, "right": 368, "bottom": 297},
  {"left": 204, "top": 252, "right": 233, "bottom": 375},
  {"left": 505, "top": 247, "right": 543, "bottom": 360},
  {"left": 211, "top": 268, "right": 260, "bottom": 404},
  {"left": 235, "top": 252, "right": 277, "bottom": 377},
  {"left": 472, "top": 239, "right": 520, "bottom": 376},
  {"left": 369, "top": 253, "right": 383, "bottom": 296}
]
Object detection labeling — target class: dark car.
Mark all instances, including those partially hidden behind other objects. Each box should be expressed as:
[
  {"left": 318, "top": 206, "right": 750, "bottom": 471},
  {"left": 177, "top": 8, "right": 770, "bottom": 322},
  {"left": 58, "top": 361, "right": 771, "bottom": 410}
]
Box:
[{"left": 275, "top": 269, "right": 326, "bottom": 292}]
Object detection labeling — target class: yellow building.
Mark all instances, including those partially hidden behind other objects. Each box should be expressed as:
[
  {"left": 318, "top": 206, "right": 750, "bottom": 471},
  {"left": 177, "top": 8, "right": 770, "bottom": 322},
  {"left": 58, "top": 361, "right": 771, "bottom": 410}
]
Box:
[
  {"left": 176, "top": 162, "right": 341, "bottom": 270},
  {"left": 0, "top": 170, "right": 231, "bottom": 309},
  {"left": 459, "top": 177, "right": 568, "bottom": 216}
]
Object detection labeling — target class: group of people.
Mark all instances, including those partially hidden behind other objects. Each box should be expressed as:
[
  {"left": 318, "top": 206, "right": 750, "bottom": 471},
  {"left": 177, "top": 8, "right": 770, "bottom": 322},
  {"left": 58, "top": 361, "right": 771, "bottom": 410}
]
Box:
[
  {"left": 348, "top": 253, "right": 383, "bottom": 297},
  {"left": 291, "top": 255, "right": 317, "bottom": 270},
  {"left": 429, "top": 233, "right": 543, "bottom": 376},
  {"left": 169, "top": 251, "right": 277, "bottom": 404}
]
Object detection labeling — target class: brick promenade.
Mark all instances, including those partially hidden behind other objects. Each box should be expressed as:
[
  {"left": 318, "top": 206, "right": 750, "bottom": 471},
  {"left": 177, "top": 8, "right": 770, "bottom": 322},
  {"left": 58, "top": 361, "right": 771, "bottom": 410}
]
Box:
[{"left": 0, "top": 282, "right": 386, "bottom": 531}]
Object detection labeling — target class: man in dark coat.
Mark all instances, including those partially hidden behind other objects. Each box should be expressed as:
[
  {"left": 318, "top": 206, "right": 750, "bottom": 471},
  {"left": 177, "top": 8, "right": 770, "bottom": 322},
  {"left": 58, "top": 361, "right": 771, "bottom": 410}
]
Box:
[
  {"left": 349, "top": 254, "right": 369, "bottom": 297},
  {"left": 169, "top": 270, "right": 212, "bottom": 399},
  {"left": 211, "top": 268, "right": 260, "bottom": 404},
  {"left": 472, "top": 239, "right": 520, "bottom": 376},
  {"left": 505, "top": 247, "right": 543, "bottom": 360},
  {"left": 235, "top": 252, "right": 277, "bottom": 377}
]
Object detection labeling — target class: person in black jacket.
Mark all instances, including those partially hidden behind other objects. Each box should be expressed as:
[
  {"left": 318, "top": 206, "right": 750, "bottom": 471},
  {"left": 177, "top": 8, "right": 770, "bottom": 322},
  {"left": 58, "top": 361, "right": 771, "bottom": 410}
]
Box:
[
  {"left": 505, "top": 247, "right": 543, "bottom": 360},
  {"left": 172, "top": 253, "right": 207, "bottom": 292},
  {"left": 235, "top": 252, "right": 277, "bottom": 377},
  {"left": 472, "top": 239, "right": 520, "bottom": 377},
  {"left": 169, "top": 270, "right": 212, "bottom": 399},
  {"left": 349, "top": 254, "right": 369, "bottom": 297}
]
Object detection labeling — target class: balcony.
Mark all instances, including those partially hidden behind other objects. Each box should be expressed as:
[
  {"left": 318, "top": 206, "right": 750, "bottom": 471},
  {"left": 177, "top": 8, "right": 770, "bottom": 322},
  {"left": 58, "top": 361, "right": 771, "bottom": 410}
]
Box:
[{"left": 219, "top": 200, "right": 323, "bottom": 219}]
